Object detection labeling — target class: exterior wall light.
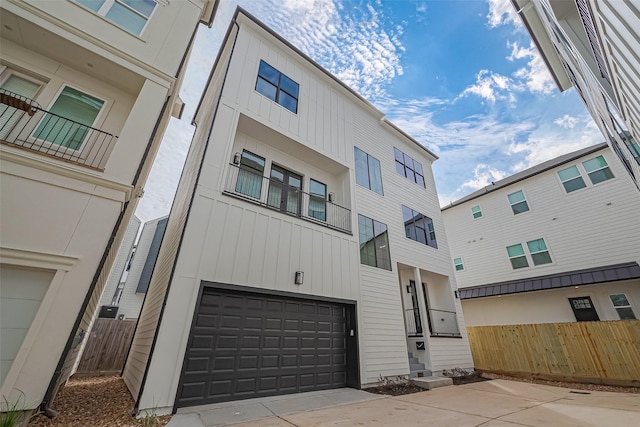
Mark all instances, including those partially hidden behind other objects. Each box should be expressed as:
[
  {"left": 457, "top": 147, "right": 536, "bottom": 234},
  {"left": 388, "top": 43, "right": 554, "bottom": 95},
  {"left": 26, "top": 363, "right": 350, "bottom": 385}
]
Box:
[
  {"left": 294, "top": 271, "right": 304, "bottom": 285},
  {"left": 233, "top": 152, "right": 241, "bottom": 165}
]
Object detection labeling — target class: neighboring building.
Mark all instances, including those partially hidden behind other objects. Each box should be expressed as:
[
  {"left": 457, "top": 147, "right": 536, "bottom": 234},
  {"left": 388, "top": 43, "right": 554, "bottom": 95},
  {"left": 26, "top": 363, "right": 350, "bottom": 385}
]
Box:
[
  {"left": 0, "top": 0, "right": 218, "bottom": 416},
  {"left": 442, "top": 143, "right": 640, "bottom": 327},
  {"left": 123, "top": 7, "right": 472, "bottom": 416},
  {"left": 512, "top": 0, "right": 640, "bottom": 189},
  {"left": 98, "top": 215, "right": 168, "bottom": 320}
]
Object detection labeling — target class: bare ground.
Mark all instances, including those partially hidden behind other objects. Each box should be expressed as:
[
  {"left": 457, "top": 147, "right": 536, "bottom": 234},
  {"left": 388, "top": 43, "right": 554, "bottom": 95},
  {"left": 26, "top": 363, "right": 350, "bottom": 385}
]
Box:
[
  {"left": 481, "top": 372, "right": 640, "bottom": 394},
  {"left": 28, "top": 376, "right": 171, "bottom": 427}
]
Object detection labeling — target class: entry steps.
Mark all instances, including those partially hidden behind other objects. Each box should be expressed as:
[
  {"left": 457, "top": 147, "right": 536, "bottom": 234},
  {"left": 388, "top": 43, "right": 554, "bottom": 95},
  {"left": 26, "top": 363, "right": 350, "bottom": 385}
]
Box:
[{"left": 407, "top": 352, "right": 452, "bottom": 390}]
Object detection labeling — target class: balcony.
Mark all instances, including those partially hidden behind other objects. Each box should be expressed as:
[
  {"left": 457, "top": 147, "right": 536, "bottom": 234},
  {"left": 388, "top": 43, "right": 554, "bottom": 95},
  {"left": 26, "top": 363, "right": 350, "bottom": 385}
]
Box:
[
  {"left": 223, "top": 163, "right": 352, "bottom": 234},
  {"left": 427, "top": 309, "right": 461, "bottom": 337},
  {"left": 0, "top": 89, "right": 117, "bottom": 170}
]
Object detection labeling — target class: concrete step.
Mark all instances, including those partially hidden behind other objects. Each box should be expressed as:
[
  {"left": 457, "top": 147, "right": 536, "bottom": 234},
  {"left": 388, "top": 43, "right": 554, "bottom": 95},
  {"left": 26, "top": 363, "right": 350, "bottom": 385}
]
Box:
[
  {"left": 408, "top": 357, "right": 420, "bottom": 365},
  {"left": 408, "top": 369, "right": 431, "bottom": 379},
  {"left": 409, "top": 363, "right": 426, "bottom": 372},
  {"left": 410, "top": 376, "right": 453, "bottom": 390}
]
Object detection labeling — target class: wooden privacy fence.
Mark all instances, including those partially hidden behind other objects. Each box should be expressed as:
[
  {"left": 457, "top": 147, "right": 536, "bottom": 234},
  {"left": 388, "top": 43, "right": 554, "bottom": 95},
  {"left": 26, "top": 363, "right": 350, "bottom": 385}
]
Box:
[
  {"left": 76, "top": 318, "right": 136, "bottom": 374},
  {"left": 467, "top": 320, "right": 640, "bottom": 387}
]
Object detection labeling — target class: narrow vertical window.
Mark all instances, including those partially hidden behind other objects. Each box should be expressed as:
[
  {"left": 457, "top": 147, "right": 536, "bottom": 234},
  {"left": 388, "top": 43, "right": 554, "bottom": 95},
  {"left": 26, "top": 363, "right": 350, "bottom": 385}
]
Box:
[
  {"left": 236, "top": 150, "right": 265, "bottom": 199},
  {"left": 358, "top": 214, "right": 391, "bottom": 270},
  {"left": 308, "top": 179, "right": 326, "bottom": 221},
  {"left": 354, "top": 147, "right": 383, "bottom": 195},
  {"left": 507, "top": 190, "right": 529, "bottom": 215},
  {"left": 471, "top": 205, "right": 483, "bottom": 219},
  {"left": 453, "top": 258, "right": 464, "bottom": 271}
]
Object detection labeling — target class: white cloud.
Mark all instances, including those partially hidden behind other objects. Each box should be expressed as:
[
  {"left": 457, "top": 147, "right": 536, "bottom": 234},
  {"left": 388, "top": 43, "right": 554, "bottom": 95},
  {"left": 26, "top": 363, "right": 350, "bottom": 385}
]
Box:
[
  {"left": 461, "top": 164, "right": 509, "bottom": 191},
  {"left": 458, "top": 70, "right": 516, "bottom": 103},
  {"left": 554, "top": 114, "right": 578, "bottom": 129},
  {"left": 487, "top": 0, "right": 520, "bottom": 28},
  {"left": 508, "top": 41, "right": 555, "bottom": 94}
]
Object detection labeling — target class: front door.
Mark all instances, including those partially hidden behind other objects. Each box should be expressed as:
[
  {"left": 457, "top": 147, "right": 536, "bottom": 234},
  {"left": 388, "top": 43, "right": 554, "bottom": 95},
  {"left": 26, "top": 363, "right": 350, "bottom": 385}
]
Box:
[
  {"left": 569, "top": 296, "right": 600, "bottom": 322},
  {"left": 267, "top": 165, "right": 302, "bottom": 216}
]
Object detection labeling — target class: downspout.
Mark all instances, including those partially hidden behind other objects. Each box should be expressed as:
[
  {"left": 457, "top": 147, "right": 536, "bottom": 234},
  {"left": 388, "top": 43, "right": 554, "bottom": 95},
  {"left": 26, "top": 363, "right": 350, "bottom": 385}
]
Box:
[
  {"left": 132, "top": 19, "right": 241, "bottom": 416},
  {"left": 38, "top": 11, "right": 201, "bottom": 417}
]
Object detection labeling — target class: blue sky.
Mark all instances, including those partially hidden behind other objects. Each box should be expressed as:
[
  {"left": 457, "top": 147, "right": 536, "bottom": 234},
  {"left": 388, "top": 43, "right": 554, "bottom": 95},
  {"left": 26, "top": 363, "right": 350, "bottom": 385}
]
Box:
[{"left": 135, "top": 0, "right": 602, "bottom": 222}]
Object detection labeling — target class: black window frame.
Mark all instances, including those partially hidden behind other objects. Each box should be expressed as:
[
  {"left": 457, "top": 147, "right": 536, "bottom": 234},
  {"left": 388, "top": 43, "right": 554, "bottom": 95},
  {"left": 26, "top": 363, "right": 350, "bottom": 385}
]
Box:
[
  {"left": 308, "top": 178, "right": 327, "bottom": 221},
  {"left": 255, "top": 60, "right": 299, "bottom": 114},
  {"left": 358, "top": 214, "right": 391, "bottom": 270},
  {"left": 354, "top": 147, "right": 384, "bottom": 195},
  {"left": 402, "top": 205, "right": 437, "bottom": 249},
  {"left": 394, "top": 147, "right": 425, "bottom": 188}
]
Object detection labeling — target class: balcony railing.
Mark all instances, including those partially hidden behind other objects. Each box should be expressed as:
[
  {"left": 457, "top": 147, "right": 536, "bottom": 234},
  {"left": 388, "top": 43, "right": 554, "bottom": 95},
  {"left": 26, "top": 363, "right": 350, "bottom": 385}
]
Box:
[
  {"left": 404, "top": 308, "right": 423, "bottom": 337},
  {"left": 427, "top": 309, "right": 461, "bottom": 337},
  {"left": 0, "top": 89, "right": 117, "bottom": 170},
  {"left": 223, "top": 163, "right": 352, "bottom": 233}
]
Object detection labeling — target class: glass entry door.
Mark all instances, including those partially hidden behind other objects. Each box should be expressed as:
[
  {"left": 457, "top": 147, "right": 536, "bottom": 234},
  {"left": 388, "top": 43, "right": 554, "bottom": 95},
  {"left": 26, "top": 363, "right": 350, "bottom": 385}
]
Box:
[{"left": 267, "top": 165, "right": 302, "bottom": 216}]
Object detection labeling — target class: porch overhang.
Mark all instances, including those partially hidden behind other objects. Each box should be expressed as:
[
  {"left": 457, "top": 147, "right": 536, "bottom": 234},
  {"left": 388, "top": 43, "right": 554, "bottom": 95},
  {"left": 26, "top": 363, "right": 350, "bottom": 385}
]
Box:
[{"left": 459, "top": 262, "right": 640, "bottom": 300}]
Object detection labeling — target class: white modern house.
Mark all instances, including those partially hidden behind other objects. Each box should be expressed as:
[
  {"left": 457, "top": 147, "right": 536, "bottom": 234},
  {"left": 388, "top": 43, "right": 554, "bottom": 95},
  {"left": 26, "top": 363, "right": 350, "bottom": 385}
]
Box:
[
  {"left": 98, "top": 215, "right": 168, "bottom": 320},
  {"left": 442, "top": 143, "right": 640, "bottom": 327},
  {"left": 512, "top": 0, "right": 640, "bottom": 189},
  {"left": 0, "top": 0, "right": 218, "bottom": 417},
  {"left": 123, "top": 7, "right": 472, "bottom": 416}
]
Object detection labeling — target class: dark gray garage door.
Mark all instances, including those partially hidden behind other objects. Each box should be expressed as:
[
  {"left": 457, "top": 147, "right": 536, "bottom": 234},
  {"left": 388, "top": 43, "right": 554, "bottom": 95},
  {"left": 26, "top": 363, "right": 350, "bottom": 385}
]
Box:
[{"left": 176, "top": 285, "right": 357, "bottom": 408}]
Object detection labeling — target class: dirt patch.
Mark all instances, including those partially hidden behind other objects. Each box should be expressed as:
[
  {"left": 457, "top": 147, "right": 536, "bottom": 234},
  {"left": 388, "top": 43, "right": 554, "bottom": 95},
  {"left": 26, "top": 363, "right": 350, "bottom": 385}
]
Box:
[
  {"left": 28, "top": 376, "right": 171, "bottom": 427},
  {"left": 451, "top": 374, "right": 490, "bottom": 385},
  {"left": 482, "top": 372, "right": 640, "bottom": 394},
  {"left": 365, "top": 382, "right": 425, "bottom": 396}
]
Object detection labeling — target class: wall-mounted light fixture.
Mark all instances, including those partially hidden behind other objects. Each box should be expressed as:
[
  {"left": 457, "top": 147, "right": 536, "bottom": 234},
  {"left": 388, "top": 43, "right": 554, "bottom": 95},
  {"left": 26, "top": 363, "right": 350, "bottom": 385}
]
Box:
[
  {"left": 406, "top": 285, "right": 412, "bottom": 294},
  {"left": 294, "top": 271, "right": 304, "bottom": 285},
  {"left": 328, "top": 192, "right": 335, "bottom": 203},
  {"left": 233, "top": 152, "right": 241, "bottom": 165},
  {"left": 454, "top": 290, "right": 459, "bottom": 299}
]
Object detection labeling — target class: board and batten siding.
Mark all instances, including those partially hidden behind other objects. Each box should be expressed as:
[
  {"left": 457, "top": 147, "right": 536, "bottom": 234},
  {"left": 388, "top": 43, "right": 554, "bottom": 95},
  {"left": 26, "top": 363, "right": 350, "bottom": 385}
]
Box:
[{"left": 443, "top": 147, "right": 640, "bottom": 290}]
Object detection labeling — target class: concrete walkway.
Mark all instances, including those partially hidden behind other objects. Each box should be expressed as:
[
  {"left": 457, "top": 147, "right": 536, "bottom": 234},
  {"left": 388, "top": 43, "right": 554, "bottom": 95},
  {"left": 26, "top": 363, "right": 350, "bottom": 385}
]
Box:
[{"left": 167, "top": 380, "right": 640, "bottom": 427}]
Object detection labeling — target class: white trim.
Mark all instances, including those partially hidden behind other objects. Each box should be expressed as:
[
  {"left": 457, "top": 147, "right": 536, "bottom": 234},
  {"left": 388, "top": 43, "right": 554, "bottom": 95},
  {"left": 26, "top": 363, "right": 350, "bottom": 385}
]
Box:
[{"left": 0, "top": 247, "right": 78, "bottom": 271}]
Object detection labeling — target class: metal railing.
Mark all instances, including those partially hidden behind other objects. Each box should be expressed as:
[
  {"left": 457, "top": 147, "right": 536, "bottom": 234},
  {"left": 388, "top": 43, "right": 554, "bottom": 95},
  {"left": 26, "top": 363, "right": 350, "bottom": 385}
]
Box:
[
  {"left": 0, "top": 89, "right": 117, "bottom": 170},
  {"left": 404, "top": 308, "right": 423, "bottom": 337},
  {"left": 223, "top": 163, "right": 352, "bottom": 233},
  {"left": 427, "top": 309, "right": 461, "bottom": 337}
]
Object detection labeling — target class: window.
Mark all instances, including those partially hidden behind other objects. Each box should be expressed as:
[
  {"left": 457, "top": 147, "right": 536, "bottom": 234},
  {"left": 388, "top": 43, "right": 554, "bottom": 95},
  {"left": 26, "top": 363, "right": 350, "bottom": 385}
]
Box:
[
  {"left": 236, "top": 150, "right": 265, "bottom": 199},
  {"left": 0, "top": 72, "right": 42, "bottom": 139},
  {"left": 526, "top": 238, "right": 552, "bottom": 266},
  {"left": 507, "top": 190, "right": 529, "bottom": 214},
  {"left": 354, "top": 147, "right": 383, "bottom": 195},
  {"left": 506, "top": 244, "right": 529, "bottom": 269},
  {"left": 33, "top": 85, "right": 105, "bottom": 150},
  {"left": 358, "top": 214, "right": 391, "bottom": 270},
  {"left": 255, "top": 60, "right": 299, "bottom": 113},
  {"left": 471, "top": 205, "right": 483, "bottom": 219},
  {"left": 402, "top": 205, "right": 437, "bottom": 248},
  {"left": 76, "top": 0, "right": 157, "bottom": 35},
  {"left": 507, "top": 238, "right": 552, "bottom": 269},
  {"left": 267, "top": 165, "right": 301, "bottom": 216},
  {"left": 582, "top": 155, "right": 614, "bottom": 184},
  {"left": 558, "top": 165, "right": 587, "bottom": 193},
  {"left": 394, "top": 148, "right": 425, "bottom": 187},
  {"left": 610, "top": 294, "right": 636, "bottom": 320},
  {"left": 453, "top": 258, "right": 464, "bottom": 271},
  {"left": 308, "top": 179, "right": 326, "bottom": 221}
]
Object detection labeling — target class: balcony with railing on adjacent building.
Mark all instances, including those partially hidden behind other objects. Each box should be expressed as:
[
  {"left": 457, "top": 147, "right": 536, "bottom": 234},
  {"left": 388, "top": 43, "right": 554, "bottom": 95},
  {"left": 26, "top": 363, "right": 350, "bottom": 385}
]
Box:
[
  {"left": 222, "top": 163, "right": 352, "bottom": 234},
  {"left": 0, "top": 89, "right": 117, "bottom": 170},
  {"left": 427, "top": 309, "right": 461, "bottom": 337}
]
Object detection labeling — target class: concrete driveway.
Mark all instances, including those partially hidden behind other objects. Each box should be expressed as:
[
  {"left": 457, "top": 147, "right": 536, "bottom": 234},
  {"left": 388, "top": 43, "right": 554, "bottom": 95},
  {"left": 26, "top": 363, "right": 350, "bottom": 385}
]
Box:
[{"left": 168, "top": 379, "right": 640, "bottom": 427}]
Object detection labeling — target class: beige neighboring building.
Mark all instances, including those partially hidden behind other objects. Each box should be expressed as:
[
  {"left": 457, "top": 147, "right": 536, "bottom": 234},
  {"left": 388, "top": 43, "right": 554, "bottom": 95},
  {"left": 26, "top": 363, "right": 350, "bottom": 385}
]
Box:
[
  {"left": 0, "top": 0, "right": 218, "bottom": 416},
  {"left": 512, "top": 0, "right": 640, "bottom": 189},
  {"left": 123, "top": 7, "right": 472, "bottom": 416},
  {"left": 442, "top": 143, "right": 640, "bottom": 327}
]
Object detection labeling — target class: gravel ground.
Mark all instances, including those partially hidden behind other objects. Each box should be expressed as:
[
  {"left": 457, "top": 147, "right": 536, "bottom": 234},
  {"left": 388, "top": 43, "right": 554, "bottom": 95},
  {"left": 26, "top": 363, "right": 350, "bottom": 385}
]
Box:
[
  {"left": 28, "top": 376, "right": 171, "bottom": 427},
  {"left": 482, "top": 372, "right": 640, "bottom": 394}
]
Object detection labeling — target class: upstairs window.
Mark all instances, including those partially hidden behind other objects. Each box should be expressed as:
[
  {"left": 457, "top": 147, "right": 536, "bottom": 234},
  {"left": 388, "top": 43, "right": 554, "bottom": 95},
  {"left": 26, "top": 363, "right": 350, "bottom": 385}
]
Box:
[
  {"left": 308, "top": 179, "right": 326, "bottom": 221},
  {"left": 255, "top": 60, "right": 299, "bottom": 113},
  {"left": 582, "top": 155, "right": 614, "bottom": 184},
  {"left": 394, "top": 148, "right": 425, "bottom": 187},
  {"left": 76, "top": 0, "right": 157, "bottom": 35},
  {"left": 402, "top": 205, "right": 437, "bottom": 249},
  {"left": 506, "top": 244, "right": 528, "bottom": 269},
  {"left": 236, "top": 150, "right": 265, "bottom": 199},
  {"left": 354, "top": 147, "right": 383, "bottom": 195},
  {"left": 558, "top": 165, "right": 586, "bottom": 193},
  {"left": 358, "top": 214, "right": 391, "bottom": 270},
  {"left": 507, "top": 190, "right": 529, "bottom": 215},
  {"left": 526, "top": 239, "right": 552, "bottom": 266},
  {"left": 471, "top": 205, "right": 483, "bottom": 219},
  {"left": 453, "top": 258, "right": 464, "bottom": 271}
]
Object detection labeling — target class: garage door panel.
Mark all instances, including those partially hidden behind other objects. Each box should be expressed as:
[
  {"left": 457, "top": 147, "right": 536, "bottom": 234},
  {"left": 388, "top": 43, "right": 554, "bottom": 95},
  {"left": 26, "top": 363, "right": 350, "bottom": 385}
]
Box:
[{"left": 177, "top": 287, "right": 352, "bottom": 407}]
